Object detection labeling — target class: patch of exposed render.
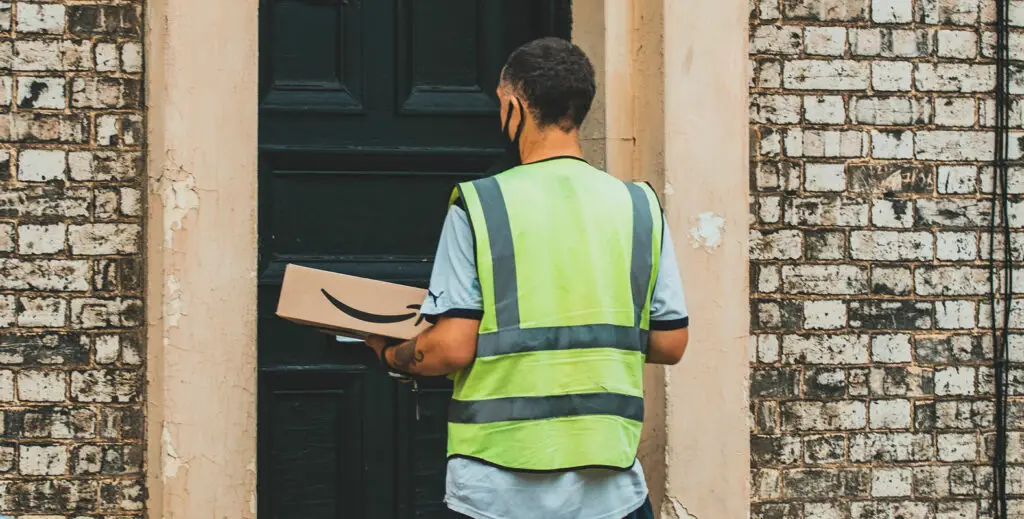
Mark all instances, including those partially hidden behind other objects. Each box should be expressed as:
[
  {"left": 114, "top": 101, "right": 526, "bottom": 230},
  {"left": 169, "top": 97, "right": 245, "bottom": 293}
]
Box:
[
  {"left": 162, "top": 426, "right": 187, "bottom": 481},
  {"left": 662, "top": 497, "right": 699, "bottom": 519},
  {"left": 689, "top": 212, "right": 726, "bottom": 250},
  {"left": 154, "top": 163, "right": 200, "bottom": 247}
]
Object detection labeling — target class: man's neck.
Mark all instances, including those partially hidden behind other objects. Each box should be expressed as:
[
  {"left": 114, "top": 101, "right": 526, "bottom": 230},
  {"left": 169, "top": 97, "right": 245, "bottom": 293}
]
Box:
[{"left": 519, "top": 128, "right": 584, "bottom": 164}]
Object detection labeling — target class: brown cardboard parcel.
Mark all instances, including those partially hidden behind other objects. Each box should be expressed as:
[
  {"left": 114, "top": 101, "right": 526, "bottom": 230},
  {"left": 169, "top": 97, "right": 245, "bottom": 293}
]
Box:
[{"left": 276, "top": 264, "right": 431, "bottom": 340}]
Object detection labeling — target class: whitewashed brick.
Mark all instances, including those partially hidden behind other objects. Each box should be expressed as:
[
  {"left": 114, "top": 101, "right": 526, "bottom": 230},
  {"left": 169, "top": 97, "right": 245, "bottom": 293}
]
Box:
[
  {"left": 937, "top": 30, "right": 979, "bottom": 58},
  {"left": 916, "top": 267, "right": 990, "bottom": 295},
  {"left": 934, "top": 97, "right": 976, "bottom": 127},
  {"left": 17, "top": 223, "right": 65, "bottom": 255},
  {"left": 937, "top": 433, "right": 977, "bottom": 462},
  {"left": 782, "top": 334, "right": 870, "bottom": 364},
  {"left": 786, "top": 197, "right": 869, "bottom": 227},
  {"left": 938, "top": 166, "right": 978, "bottom": 194},
  {"left": 784, "top": 0, "right": 868, "bottom": 19},
  {"left": 935, "top": 301, "right": 976, "bottom": 329},
  {"left": 0, "top": 223, "right": 11, "bottom": 253},
  {"left": 870, "top": 400, "right": 913, "bottom": 429},
  {"left": 68, "top": 224, "right": 140, "bottom": 255},
  {"left": 17, "top": 149, "right": 66, "bottom": 182},
  {"left": 121, "top": 187, "right": 141, "bottom": 216},
  {"left": 937, "top": 502, "right": 978, "bottom": 519},
  {"left": 850, "top": 231, "right": 933, "bottom": 261},
  {"left": 20, "top": 445, "right": 67, "bottom": 475},
  {"left": 95, "top": 335, "right": 120, "bottom": 365},
  {"left": 759, "top": 61, "right": 782, "bottom": 88},
  {"left": 17, "top": 297, "right": 66, "bottom": 327},
  {"left": 759, "top": 196, "right": 782, "bottom": 223},
  {"left": 873, "top": 0, "right": 914, "bottom": 22},
  {"left": 783, "top": 264, "right": 868, "bottom": 294},
  {"left": 95, "top": 42, "right": 118, "bottom": 73},
  {"left": 872, "top": 130, "right": 914, "bottom": 159},
  {"left": 872, "top": 199, "right": 915, "bottom": 228},
  {"left": 782, "top": 401, "right": 868, "bottom": 430},
  {"left": 17, "top": 370, "right": 65, "bottom": 402},
  {"left": 1012, "top": 0, "right": 1024, "bottom": 25},
  {"left": 750, "top": 230, "right": 802, "bottom": 259},
  {"left": 783, "top": 60, "right": 870, "bottom": 90},
  {"left": 751, "top": 95, "right": 802, "bottom": 124},
  {"left": 850, "top": 29, "right": 883, "bottom": 55},
  {"left": 758, "top": 334, "right": 781, "bottom": 363},
  {"left": 803, "top": 96, "right": 845, "bottom": 124},
  {"left": 805, "top": 163, "right": 845, "bottom": 191},
  {"left": 0, "top": 295, "right": 12, "bottom": 328},
  {"left": 752, "top": 25, "right": 802, "bottom": 54},
  {"left": 850, "top": 432, "right": 933, "bottom": 462},
  {"left": 785, "top": 129, "right": 868, "bottom": 158},
  {"left": 935, "top": 366, "right": 977, "bottom": 395},
  {"left": 805, "top": 503, "right": 850, "bottom": 519},
  {"left": 13, "top": 40, "right": 91, "bottom": 72},
  {"left": 924, "top": 0, "right": 981, "bottom": 24},
  {"left": 122, "top": 43, "right": 143, "bottom": 73},
  {"left": 872, "top": 61, "right": 913, "bottom": 92},
  {"left": 852, "top": 97, "right": 930, "bottom": 125},
  {"left": 96, "top": 115, "right": 117, "bottom": 146},
  {"left": 0, "top": 370, "right": 12, "bottom": 401},
  {"left": 916, "top": 131, "right": 994, "bottom": 161},
  {"left": 804, "top": 27, "right": 847, "bottom": 56},
  {"left": 872, "top": 468, "right": 913, "bottom": 497},
  {"left": 917, "top": 199, "right": 990, "bottom": 227},
  {"left": 804, "top": 300, "right": 847, "bottom": 329},
  {"left": 761, "top": 129, "right": 782, "bottom": 157},
  {"left": 16, "top": 76, "right": 65, "bottom": 109},
  {"left": 758, "top": 265, "right": 781, "bottom": 293},
  {"left": 872, "top": 335, "right": 913, "bottom": 363},
  {"left": 916, "top": 63, "right": 995, "bottom": 92},
  {"left": 16, "top": 3, "right": 65, "bottom": 34},
  {"left": 936, "top": 232, "right": 977, "bottom": 260},
  {"left": 890, "top": 30, "right": 932, "bottom": 57}
]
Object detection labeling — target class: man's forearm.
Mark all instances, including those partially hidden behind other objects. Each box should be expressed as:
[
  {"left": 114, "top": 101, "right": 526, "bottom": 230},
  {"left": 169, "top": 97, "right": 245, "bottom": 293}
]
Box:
[{"left": 384, "top": 328, "right": 459, "bottom": 377}]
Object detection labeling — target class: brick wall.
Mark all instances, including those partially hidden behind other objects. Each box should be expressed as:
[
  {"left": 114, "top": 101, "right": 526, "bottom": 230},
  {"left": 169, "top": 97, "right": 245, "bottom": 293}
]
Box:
[
  {"left": 750, "top": 0, "right": 1024, "bottom": 516},
  {"left": 0, "top": 1, "right": 145, "bottom": 515}
]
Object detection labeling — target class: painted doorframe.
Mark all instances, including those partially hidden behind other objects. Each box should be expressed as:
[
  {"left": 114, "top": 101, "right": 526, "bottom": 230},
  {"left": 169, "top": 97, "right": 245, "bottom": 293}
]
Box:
[{"left": 144, "top": 0, "right": 749, "bottom": 517}]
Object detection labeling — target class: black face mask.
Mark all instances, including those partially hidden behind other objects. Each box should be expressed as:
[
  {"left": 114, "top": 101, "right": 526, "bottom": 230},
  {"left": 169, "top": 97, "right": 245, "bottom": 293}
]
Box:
[{"left": 485, "top": 99, "right": 526, "bottom": 176}]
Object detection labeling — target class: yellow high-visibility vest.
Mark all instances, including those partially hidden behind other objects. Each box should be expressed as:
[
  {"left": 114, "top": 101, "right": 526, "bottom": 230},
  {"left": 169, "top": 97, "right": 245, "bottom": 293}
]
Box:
[{"left": 447, "top": 157, "right": 663, "bottom": 472}]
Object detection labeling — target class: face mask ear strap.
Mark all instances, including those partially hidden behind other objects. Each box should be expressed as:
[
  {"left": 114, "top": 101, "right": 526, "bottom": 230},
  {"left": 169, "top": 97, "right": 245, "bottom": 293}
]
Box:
[
  {"left": 502, "top": 100, "right": 514, "bottom": 136},
  {"left": 513, "top": 98, "right": 526, "bottom": 141}
]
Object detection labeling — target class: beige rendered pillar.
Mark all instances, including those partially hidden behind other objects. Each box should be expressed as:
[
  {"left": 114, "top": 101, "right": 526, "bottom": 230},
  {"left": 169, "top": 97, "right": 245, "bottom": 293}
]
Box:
[
  {"left": 660, "top": 0, "right": 751, "bottom": 517},
  {"left": 145, "top": 0, "right": 259, "bottom": 516}
]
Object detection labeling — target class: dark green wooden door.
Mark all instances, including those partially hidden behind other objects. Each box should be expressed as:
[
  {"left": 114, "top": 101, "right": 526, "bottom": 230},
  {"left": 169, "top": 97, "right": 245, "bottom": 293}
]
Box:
[{"left": 257, "top": 2, "right": 570, "bottom": 517}]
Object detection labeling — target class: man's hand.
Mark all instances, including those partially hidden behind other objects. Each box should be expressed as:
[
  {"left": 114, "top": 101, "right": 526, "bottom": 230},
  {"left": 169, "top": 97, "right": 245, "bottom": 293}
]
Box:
[{"left": 364, "top": 335, "right": 388, "bottom": 362}]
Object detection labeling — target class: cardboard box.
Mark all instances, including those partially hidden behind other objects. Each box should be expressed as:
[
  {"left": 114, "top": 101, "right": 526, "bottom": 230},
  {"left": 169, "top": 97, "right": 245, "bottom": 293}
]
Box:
[{"left": 276, "top": 264, "right": 430, "bottom": 340}]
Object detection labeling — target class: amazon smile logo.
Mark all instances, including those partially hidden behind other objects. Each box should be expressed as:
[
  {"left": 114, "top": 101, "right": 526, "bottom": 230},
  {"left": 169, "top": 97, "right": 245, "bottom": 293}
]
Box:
[{"left": 321, "top": 289, "right": 427, "bottom": 326}]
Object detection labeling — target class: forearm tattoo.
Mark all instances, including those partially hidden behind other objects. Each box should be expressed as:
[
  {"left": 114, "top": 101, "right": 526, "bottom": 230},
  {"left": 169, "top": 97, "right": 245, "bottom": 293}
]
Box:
[{"left": 392, "top": 338, "right": 424, "bottom": 372}]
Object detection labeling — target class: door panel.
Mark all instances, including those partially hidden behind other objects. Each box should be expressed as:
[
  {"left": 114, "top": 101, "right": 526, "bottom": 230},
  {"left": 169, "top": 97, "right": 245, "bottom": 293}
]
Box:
[{"left": 258, "top": 1, "right": 570, "bottom": 517}]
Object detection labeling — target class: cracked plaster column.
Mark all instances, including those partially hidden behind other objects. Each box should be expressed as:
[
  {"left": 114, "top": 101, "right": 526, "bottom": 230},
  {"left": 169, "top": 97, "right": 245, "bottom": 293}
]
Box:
[{"left": 145, "top": 0, "right": 259, "bottom": 516}]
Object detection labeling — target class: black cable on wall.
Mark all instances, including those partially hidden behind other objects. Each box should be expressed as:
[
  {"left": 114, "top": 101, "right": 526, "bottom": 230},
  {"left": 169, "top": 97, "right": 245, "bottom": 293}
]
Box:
[{"left": 991, "top": 0, "right": 1012, "bottom": 512}]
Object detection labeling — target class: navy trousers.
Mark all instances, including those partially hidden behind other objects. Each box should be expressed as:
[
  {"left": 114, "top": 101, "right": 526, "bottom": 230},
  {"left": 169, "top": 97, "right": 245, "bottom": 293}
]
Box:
[{"left": 448, "top": 496, "right": 655, "bottom": 519}]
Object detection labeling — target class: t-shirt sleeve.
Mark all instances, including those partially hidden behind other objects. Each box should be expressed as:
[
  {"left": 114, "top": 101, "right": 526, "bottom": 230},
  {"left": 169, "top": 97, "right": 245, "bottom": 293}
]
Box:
[
  {"left": 419, "top": 205, "right": 484, "bottom": 323},
  {"left": 650, "top": 216, "right": 689, "bottom": 330}
]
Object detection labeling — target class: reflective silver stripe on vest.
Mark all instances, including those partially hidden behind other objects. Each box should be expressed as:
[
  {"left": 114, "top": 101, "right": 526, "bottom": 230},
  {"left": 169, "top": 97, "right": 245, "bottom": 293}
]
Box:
[
  {"left": 476, "top": 324, "right": 649, "bottom": 358},
  {"left": 449, "top": 392, "right": 644, "bottom": 424},
  {"left": 626, "top": 183, "right": 654, "bottom": 329},
  {"left": 474, "top": 177, "right": 520, "bottom": 329}
]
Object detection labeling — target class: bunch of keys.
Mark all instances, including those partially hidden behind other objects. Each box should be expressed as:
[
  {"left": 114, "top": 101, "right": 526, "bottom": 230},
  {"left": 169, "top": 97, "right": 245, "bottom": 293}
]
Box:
[{"left": 387, "top": 370, "right": 421, "bottom": 420}]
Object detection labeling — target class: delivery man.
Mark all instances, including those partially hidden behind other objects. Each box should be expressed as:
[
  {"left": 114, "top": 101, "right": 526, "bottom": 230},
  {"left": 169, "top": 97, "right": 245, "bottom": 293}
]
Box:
[{"left": 365, "top": 37, "right": 689, "bottom": 519}]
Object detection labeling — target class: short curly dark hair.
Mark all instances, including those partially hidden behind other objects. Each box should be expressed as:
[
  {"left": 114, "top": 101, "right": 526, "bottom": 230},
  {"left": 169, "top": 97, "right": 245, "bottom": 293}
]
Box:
[{"left": 501, "top": 37, "right": 596, "bottom": 132}]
